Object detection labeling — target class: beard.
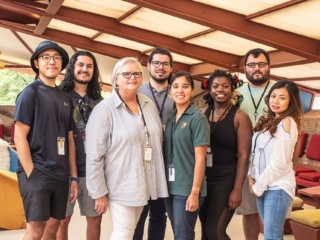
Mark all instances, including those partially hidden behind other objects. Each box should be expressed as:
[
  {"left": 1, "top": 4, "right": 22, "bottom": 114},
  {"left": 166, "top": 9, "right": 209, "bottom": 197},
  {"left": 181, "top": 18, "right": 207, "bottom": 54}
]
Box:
[
  {"left": 150, "top": 72, "right": 170, "bottom": 83},
  {"left": 246, "top": 70, "right": 270, "bottom": 86},
  {"left": 74, "top": 72, "right": 91, "bottom": 85},
  {"left": 74, "top": 78, "right": 90, "bottom": 85}
]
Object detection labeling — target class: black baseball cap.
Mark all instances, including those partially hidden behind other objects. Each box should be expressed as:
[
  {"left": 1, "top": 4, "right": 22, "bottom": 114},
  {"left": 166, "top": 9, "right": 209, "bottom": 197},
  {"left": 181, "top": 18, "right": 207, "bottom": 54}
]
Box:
[{"left": 30, "top": 40, "right": 69, "bottom": 74}]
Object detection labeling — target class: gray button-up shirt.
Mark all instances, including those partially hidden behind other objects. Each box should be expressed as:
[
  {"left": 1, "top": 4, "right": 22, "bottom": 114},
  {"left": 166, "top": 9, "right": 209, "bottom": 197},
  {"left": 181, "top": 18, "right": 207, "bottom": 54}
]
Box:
[{"left": 86, "top": 90, "right": 168, "bottom": 206}]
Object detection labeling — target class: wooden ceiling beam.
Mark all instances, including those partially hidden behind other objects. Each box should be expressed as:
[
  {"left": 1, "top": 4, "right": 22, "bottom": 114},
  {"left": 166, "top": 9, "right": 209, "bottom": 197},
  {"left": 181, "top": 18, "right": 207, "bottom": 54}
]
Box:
[
  {"left": 125, "top": 0, "right": 320, "bottom": 62},
  {"left": 0, "top": 1, "right": 240, "bottom": 71},
  {"left": 246, "top": 0, "right": 308, "bottom": 19}
]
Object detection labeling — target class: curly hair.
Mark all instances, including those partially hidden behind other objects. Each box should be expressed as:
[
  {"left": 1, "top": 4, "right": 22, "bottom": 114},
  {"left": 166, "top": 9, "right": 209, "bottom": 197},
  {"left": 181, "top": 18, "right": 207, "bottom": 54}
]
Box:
[
  {"left": 203, "top": 69, "right": 243, "bottom": 107},
  {"left": 254, "top": 79, "right": 302, "bottom": 137},
  {"left": 60, "top": 51, "right": 102, "bottom": 100}
]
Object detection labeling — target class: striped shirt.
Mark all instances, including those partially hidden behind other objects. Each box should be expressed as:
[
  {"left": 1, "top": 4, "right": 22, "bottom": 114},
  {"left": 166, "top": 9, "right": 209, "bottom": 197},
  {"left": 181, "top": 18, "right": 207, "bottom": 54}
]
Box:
[{"left": 86, "top": 90, "right": 168, "bottom": 206}]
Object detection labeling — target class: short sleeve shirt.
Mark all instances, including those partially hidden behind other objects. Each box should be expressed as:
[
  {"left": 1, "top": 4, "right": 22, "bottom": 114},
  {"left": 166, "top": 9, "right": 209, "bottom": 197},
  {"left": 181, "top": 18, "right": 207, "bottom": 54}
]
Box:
[
  {"left": 164, "top": 104, "right": 210, "bottom": 197},
  {"left": 14, "top": 80, "right": 73, "bottom": 180},
  {"left": 138, "top": 83, "right": 175, "bottom": 126}
]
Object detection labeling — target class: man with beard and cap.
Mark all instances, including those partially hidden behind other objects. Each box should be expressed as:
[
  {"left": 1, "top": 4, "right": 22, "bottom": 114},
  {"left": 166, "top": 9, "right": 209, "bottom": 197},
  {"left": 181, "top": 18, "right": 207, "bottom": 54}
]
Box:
[
  {"left": 14, "top": 40, "right": 77, "bottom": 240},
  {"left": 58, "top": 51, "right": 103, "bottom": 240},
  {"left": 133, "top": 47, "right": 174, "bottom": 240},
  {"left": 236, "top": 48, "right": 275, "bottom": 240}
]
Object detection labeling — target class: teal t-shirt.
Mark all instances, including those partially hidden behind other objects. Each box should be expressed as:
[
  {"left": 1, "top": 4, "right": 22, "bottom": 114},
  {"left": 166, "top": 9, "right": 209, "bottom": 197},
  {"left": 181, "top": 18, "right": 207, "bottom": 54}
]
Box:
[
  {"left": 164, "top": 104, "right": 210, "bottom": 197},
  {"left": 238, "top": 81, "right": 275, "bottom": 124}
]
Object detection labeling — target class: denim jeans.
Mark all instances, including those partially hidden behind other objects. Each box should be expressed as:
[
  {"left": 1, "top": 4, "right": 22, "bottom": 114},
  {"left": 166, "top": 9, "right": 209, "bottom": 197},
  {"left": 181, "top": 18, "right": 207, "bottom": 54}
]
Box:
[
  {"left": 165, "top": 194, "right": 204, "bottom": 240},
  {"left": 256, "top": 189, "right": 293, "bottom": 240},
  {"left": 133, "top": 198, "right": 167, "bottom": 240}
]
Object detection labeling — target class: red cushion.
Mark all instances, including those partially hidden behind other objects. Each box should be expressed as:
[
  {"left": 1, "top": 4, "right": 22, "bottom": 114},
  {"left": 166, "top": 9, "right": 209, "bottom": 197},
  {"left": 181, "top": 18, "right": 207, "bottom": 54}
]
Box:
[
  {"left": 306, "top": 134, "right": 320, "bottom": 161},
  {"left": 298, "top": 132, "right": 308, "bottom": 157},
  {"left": 0, "top": 124, "right": 4, "bottom": 139},
  {"left": 298, "top": 172, "right": 320, "bottom": 182},
  {"left": 296, "top": 176, "right": 320, "bottom": 188},
  {"left": 295, "top": 166, "right": 316, "bottom": 176},
  {"left": 295, "top": 166, "right": 316, "bottom": 174}
]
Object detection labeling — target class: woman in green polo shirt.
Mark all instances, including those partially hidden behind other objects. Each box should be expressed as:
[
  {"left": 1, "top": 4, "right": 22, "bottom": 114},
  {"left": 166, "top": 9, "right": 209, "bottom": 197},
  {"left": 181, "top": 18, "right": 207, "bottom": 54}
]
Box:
[{"left": 164, "top": 71, "right": 210, "bottom": 240}]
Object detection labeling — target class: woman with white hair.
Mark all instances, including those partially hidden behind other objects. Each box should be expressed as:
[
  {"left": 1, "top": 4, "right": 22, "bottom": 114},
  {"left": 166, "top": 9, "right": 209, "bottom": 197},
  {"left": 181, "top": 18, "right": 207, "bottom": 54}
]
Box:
[{"left": 85, "top": 57, "right": 168, "bottom": 239}]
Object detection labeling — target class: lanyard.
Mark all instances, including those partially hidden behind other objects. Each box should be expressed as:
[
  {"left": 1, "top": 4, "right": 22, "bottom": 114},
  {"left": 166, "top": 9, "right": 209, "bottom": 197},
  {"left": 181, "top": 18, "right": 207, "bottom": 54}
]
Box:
[
  {"left": 247, "top": 81, "right": 270, "bottom": 121},
  {"left": 209, "top": 104, "right": 232, "bottom": 135},
  {"left": 169, "top": 105, "right": 191, "bottom": 164},
  {"left": 117, "top": 91, "right": 150, "bottom": 143},
  {"left": 149, "top": 83, "right": 168, "bottom": 121}
]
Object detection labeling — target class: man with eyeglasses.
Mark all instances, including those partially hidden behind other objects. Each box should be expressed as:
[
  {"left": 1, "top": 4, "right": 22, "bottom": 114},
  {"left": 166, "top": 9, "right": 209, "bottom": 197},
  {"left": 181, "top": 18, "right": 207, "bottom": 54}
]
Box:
[
  {"left": 58, "top": 51, "right": 103, "bottom": 240},
  {"left": 236, "top": 48, "right": 275, "bottom": 240},
  {"left": 14, "top": 40, "right": 77, "bottom": 240},
  {"left": 134, "top": 47, "right": 174, "bottom": 240}
]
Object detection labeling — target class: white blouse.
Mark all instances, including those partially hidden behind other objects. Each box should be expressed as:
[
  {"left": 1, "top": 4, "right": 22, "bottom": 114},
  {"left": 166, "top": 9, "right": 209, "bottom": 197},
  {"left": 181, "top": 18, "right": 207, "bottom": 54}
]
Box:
[{"left": 251, "top": 117, "right": 298, "bottom": 199}]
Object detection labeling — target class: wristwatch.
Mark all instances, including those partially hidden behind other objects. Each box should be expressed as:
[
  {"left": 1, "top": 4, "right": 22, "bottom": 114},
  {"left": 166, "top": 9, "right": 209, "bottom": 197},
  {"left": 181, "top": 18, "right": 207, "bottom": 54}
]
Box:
[{"left": 70, "top": 177, "right": 80, "bottom": 183}]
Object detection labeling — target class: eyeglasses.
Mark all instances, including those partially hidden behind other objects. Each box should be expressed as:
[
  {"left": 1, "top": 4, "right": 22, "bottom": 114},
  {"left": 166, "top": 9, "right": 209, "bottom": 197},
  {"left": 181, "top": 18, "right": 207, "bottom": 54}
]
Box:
[
  {"left": 246, "top": 62, "right": 268, "bottom": 68},
  {"left": 151, "top": 61, "right": 171, "bottom": 69},
  {"left": 38, "top": 54, "right": 63, "bottom": 63},
  {"left": 77, "top": 98, "right": 91, "bottom": 123},
  {"left": 117, "top": 72, "right": 142, "bottom": 79}
]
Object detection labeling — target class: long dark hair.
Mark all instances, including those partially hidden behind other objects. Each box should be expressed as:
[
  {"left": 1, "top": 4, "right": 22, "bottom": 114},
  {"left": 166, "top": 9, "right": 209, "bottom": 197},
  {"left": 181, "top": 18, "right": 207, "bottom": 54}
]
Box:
[
  {"left": 60, "top": 51, "right": 102, "bottom": 100},
  {"left": 254, "top": 79, "right": 302, "bottom": 136}
]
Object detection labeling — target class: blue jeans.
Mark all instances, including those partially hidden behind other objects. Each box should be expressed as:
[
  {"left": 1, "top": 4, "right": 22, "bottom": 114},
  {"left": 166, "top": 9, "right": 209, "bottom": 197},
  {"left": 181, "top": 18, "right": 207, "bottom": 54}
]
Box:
[
  {"left": 165, "top": 195, "right": 204, "bottom": 240},
  {"left": 133, "top": 198, "right": 167, "bottom": 240},
  {"left": 256, "top": 189, "right": 293, "bottom": 240}
]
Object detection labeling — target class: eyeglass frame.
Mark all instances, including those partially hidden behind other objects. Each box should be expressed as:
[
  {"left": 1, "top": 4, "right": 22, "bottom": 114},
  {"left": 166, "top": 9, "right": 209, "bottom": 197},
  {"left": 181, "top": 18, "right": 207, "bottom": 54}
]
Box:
[
  {"left": 245, "top": 62, "right": 268, "bottom": 68},
  {"left": 38, "top": 54, "right": 63, "bottom": 63},
  {"left": 117, "top": 72, "right": 142, "bottom": 79},
  {"left": 151, "top": 61, "right": 171, "bottom": 69}
]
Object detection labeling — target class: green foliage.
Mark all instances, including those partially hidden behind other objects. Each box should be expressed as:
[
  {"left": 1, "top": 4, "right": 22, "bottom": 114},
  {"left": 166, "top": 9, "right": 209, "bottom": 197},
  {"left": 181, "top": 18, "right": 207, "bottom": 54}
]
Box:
[{"left": 0, "top": 69, "right": 35, "bottom": 105}]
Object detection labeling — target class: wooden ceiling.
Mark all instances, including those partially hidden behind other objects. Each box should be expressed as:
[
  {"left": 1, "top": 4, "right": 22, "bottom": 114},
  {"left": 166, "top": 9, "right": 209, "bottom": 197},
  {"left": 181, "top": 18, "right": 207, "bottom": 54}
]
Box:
[{"left": 0, "top": 0, "right": 319, "bottom": 92}]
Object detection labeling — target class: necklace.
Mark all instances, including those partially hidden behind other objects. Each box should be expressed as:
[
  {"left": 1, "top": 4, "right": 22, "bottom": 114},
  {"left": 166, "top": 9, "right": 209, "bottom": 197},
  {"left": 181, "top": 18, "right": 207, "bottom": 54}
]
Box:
[
  {"left": 212, "top": 104, "right": 232, "bottom": 121},
  {"left": 214, "top": 104, "right": 231, "bottom": 118},
  {"left": 247, "top": 81, "right": 270, "bottom": 121}
]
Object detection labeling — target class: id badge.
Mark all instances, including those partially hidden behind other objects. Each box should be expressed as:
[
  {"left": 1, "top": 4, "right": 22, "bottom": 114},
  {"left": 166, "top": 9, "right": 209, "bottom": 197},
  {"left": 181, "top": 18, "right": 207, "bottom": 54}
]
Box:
[
  {"left": 83, "top": 139, "right": 86, "bottom": 154},
  {"left": 168, "top": 165, "right": 175, "bottom": 182},
  {"left": 57, "top": 137, "right": 65, "bottom": 155},
  {"left": 206, "top": 147, "right": 213, "bottom": 167},
  {"left": 206, "top": 154, "right": 213, "bottom": 167},
  {"left": 144, "top": 146, "right": 152, "bottom": 162}
]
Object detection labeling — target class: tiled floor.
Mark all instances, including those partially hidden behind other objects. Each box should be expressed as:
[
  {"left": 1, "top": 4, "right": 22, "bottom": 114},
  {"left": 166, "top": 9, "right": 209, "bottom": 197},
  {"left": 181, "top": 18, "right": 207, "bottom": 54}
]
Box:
[{"left": 1, "top": 202, "right": 307, "bottom": 239}]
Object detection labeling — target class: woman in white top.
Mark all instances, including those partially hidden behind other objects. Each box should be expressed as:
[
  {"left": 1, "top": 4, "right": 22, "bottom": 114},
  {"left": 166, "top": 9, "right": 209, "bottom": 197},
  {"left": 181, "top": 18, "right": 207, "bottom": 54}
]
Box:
[
  {"left": 86, "top": 57, "right": 168, "bottom": 240},
  {"left": 248, "top": 79, "right": 302, "bottom": 240}
]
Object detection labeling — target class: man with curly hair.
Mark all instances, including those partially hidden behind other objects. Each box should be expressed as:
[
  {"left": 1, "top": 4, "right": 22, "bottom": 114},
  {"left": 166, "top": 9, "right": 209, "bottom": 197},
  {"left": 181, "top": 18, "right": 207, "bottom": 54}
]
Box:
[{"left": 58, "top": 51, "right": 103, "bottom": 240}]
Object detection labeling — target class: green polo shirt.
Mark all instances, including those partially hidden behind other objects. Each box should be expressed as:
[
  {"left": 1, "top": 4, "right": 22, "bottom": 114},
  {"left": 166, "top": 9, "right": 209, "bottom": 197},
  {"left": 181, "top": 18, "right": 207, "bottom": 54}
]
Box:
[{"left": 164, "top": 104, "right": 210, "bottom": 197}]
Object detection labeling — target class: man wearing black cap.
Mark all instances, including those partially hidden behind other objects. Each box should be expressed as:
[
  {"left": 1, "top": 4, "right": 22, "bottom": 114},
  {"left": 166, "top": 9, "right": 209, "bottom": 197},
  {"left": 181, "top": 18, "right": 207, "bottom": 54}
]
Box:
[{"left": 14, "top": 40, "right": 78, "bottom": 240}]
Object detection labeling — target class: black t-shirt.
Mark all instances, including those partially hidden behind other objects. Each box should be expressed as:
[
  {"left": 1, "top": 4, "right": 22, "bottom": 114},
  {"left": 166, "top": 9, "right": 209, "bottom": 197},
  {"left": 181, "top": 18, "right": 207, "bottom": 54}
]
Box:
[
  {"left": 68, "top": 91, "right": 102, "bottom": 177},
  {"left": 14, "top": 80, "right": 73, "bottom": 180}
]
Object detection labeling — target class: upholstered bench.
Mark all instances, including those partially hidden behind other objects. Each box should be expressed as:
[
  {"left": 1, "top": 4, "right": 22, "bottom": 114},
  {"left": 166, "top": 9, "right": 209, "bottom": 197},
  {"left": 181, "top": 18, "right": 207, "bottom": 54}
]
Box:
[{"left": 290, "top": 209, "right": 320, "bottom": 240}]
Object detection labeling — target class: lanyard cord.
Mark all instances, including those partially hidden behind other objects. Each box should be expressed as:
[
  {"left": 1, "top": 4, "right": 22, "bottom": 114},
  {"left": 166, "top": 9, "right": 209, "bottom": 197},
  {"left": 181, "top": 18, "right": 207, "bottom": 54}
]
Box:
[
  {"left": 250, "top": 131, "right": 262, "bottom": 167},
  {"left": 209, "top": 104, "right": 232, "bottom": 135},
  {"left": 117, "top": 91, "right": 149, "bottom": 139},
  {"left": 247, "top": 81, "right": 270, "bottom": 121},
  {"left": 169, "top": 104, "right": 191, "bottom": 165},
  {"left": 149, "top": 82, "right": 168, "bottom": 121}
]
